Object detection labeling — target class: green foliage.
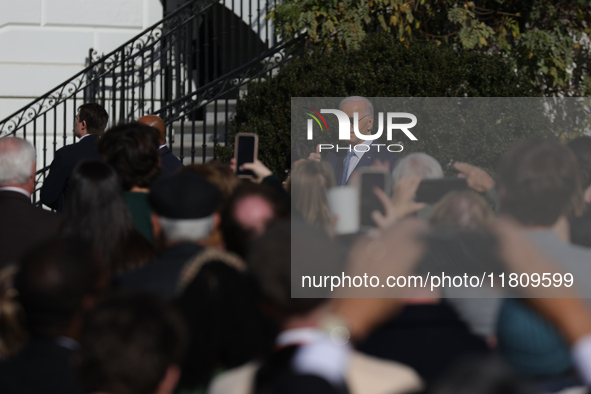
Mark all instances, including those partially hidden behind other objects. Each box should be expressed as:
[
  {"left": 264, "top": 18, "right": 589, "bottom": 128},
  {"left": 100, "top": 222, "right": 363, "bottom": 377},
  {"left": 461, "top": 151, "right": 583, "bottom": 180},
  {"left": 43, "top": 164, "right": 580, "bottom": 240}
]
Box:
[
  {"left": 270, "top": 0, "right": 591, "bottom": 96},
  {"left": 217, "top": 34, "right": 549, "bottom": 177}
]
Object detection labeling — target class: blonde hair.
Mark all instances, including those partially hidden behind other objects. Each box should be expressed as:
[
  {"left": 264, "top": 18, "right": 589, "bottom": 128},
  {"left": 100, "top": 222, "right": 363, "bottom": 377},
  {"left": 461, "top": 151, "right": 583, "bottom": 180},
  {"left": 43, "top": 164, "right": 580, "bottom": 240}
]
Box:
[
  {"left": 182, "top": 161, "right": 239, "bottom": 202},
  {"left": 430, "top": 191, "right": 493, "bottom": 231},
  {"left": 290, "top": 160, "right": 336, "bottom": 230}
]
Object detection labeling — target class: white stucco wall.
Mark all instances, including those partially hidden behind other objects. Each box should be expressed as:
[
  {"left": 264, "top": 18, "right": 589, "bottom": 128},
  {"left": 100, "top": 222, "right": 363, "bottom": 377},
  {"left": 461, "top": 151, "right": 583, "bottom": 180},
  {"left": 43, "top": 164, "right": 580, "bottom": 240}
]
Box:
[{"left": 0, "top": 0, "right": 163, "bottom": 121}]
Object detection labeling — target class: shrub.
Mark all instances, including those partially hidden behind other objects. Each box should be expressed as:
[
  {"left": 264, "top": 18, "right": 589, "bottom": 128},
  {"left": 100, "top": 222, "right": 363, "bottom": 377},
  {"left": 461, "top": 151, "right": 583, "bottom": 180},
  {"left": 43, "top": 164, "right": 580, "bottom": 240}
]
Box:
[{"left": 217, "top": 33, "right": 551, "bottom": 178}]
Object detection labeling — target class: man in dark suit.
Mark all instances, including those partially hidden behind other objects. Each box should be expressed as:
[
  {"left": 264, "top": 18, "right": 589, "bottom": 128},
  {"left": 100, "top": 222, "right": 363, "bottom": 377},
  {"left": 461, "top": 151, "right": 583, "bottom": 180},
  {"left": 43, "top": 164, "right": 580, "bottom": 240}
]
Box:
[
  {"left": 138, "top": 114, "right": 183, "bottom": 175},
  {"left": 0, "top": 239, "right": 108, "bottom": 394},
  {"left": 40, "top": 103, "right": 108, "bottom": 211},
  {"left": 118, "top": 171, "right": 222, "bottom": 299},
  {"left": 310, "top": 97, "right": 400, "bottom": 186},
  {"left": 0, "top": 137, "right": 61, "bottom": 269}
]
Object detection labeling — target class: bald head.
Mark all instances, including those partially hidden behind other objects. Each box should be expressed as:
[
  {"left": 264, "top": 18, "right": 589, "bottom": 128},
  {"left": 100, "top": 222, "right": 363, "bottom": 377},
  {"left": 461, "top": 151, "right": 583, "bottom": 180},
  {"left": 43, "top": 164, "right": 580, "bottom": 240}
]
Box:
[{"left": 138, "top": 115, "right": 166, "bottom": 145}]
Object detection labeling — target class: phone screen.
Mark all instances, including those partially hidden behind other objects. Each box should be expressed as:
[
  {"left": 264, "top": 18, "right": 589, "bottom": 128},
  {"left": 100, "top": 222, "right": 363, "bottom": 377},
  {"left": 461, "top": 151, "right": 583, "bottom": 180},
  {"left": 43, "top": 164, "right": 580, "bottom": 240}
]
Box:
[
  {"left": 415, "top": 178, "right": 468, "bottom": 204},
  {"left": 236, "top": 135, "right": 255, "bottom": 177},
  {"left": 360, "top": 172, "right": 386, "bottom": 227}
]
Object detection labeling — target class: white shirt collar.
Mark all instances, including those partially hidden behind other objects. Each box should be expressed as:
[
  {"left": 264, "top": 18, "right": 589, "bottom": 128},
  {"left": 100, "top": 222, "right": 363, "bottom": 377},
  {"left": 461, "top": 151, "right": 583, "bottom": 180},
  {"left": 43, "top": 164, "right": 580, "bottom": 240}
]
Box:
[
  {"left": 276, "top": 327, "right": 328, "bottom": 347},
  {"left": 0, "top": 186, "right": 31, "bottom": 199},
  {"left": 159, "top": 144, "right": 167, "bottom": 150},
  {"left": 79, "top": 134, "right": 91, "bottom": 141},
  {"left": 353, "top": 138, "right": 373, "bottom": 158},
  {"left": 56, "top": 336, "right": 80, "bottom": 351}
]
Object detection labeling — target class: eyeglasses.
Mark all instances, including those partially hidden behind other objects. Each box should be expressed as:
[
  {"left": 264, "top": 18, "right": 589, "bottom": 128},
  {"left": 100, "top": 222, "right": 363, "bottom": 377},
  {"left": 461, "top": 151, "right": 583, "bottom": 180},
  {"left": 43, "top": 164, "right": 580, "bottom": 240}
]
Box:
[{"left": 349, "top": 115, "right": 369, "bottom": 124}]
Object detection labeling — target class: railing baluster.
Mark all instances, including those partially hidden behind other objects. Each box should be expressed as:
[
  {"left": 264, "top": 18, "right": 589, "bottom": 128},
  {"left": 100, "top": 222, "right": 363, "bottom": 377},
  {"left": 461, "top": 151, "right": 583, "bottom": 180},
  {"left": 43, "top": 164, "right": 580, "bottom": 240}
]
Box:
[
  {"left": 213, "top": 4, "right": 218, "bottom": 81},
  {"left": 195, "top": 13, "right": 201, "bottom": 89},
  {"left": 265, "top": 0, "right": 269, "bottom": 48},
  {"left": 53, "top": 107, "right": 57, "bottom": 154},
  {"left": 140, "top": 50, "right": 145, "bottom": 117},
  {"left": 213, "top": 98, "right": 218, "bottom": 160},
  {"left": 131, "top": 56, "right": 136, "bottom": 120},
  {"left": 249, "top": 0, "right": 253, "bottom": 60},
  {"left": 151, "top": 46, "right": 155, "bottom": 115},
  {"left": 221, "top": 0, "right": 227, "bottom": 75},
  {"left": 202, "top": 108, "right": 207, "bottom": 163},
  {"left": 231, "top": 0, "right": 236, "bottom": 71},
  {"left": 43, "top": 114, "right": 47, "bottom": 170},
  {"left": 180, "top": 117, "right": 185, "bottom": 163},
  {"left": 186, "top": 15, "right": 193, "bottom": 98},
  {"left": 101, "top": 64, "right": 106, "bottom": 110},
  {"left": 111, "top": 53, "right": 117, "bottom": 126},
  {"left": 73, "top": 94, "right": 77, "bottom": 142},
  {"left": 204, "top": 9, "right": 210, "bottom": 85},
  {"left": 120, "top": 48, "right": 126, "bottom": 121},
  {"left": 257, "top": 0, "right": 261, "bottom": 54},
  {"left": 63, "top": 101, "right": 67, "bottom": 147},
  {"left": 191, "top": 110, "right": 196, "bottom": 164}
]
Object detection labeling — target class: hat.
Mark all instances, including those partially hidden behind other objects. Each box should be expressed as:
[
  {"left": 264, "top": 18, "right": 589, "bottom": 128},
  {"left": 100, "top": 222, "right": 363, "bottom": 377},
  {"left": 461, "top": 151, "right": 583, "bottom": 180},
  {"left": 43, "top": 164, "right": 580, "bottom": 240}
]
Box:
[{"left": 149, "top": 172, "right": 222, "bottom": 219}]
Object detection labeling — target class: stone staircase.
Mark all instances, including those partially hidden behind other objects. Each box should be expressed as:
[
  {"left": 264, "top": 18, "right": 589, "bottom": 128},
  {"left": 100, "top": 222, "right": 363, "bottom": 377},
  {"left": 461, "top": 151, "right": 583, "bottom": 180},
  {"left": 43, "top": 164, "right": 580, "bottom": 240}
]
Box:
[{"left": 170, "top": 94, "right": 241, "bottom": 164}]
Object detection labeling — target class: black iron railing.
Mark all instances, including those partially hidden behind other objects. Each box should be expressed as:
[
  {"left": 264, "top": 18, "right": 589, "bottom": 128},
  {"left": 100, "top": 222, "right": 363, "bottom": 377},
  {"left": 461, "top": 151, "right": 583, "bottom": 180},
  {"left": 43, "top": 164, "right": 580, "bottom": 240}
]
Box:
[{"left": 0, "top": 0, "right": 297, "bottom": 205}]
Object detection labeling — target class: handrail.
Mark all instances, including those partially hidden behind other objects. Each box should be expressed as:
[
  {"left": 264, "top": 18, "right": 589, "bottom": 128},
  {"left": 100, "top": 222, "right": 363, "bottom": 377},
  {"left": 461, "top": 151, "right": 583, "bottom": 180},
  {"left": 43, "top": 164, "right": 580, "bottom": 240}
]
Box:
[
  {"left": 3, "top": 0, "right": 288, "bottom": 206},
  {"left": 157, "top": 37, "right": 300, "bottom": 122},
  {"left": 0, "top": 0, "right": 218, "bottom": 136}
]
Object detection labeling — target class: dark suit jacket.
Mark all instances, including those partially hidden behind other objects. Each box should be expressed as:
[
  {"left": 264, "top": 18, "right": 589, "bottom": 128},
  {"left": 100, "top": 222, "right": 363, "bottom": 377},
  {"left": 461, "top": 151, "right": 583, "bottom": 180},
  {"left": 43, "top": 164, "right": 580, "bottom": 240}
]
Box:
[
  {"left": 117, "top": 242, "right": 203, "bottom": 299},
  {"left": 0, "top": 190, "right": 61, "bottom": 269},
  {"left": 326, "top": 143, "right": 400, "bottom": 186},
  {"left": 0, "top": 339, "right": 83, "bottom": 394},
  {"left": 40, "top": 134, "right": 101, "bottom": 211},
  {"left": 254, "top": 346, "right": 347, "bottom": 394},
  {"left": 159, "top": 145, "right": 183, "bottom": 176},
  {"left": 358, "top": 302, "right": 489, "bottom": 383}
]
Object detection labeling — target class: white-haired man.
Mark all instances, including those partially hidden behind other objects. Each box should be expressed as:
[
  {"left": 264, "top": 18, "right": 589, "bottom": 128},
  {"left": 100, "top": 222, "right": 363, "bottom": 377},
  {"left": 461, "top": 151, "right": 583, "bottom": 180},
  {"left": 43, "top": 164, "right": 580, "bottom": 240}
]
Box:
[
  {"left": 118, "top": 171, "right": 222, "bottom": 299},
  {"left": 0, "top": 137, "right": 60, "bottom": 268},
  {"left": 311, "top": 97, "right": 401, "bottom": 186}
]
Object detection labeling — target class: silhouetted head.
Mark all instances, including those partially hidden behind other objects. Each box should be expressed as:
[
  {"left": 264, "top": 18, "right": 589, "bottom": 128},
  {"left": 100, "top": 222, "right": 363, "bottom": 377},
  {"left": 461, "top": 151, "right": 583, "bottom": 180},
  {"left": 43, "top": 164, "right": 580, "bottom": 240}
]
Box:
[
  {"left": 78, "top": 294, "right": 187, "bottom": 394},
  {"left": 15, "top": 239, "right": 107, "bottom": 339},
  {"left": 98, "top": 122, "right": 161, "bottom": 190},
  {"left": 498, "top": 138, "right": 580, "bottom": 226}
]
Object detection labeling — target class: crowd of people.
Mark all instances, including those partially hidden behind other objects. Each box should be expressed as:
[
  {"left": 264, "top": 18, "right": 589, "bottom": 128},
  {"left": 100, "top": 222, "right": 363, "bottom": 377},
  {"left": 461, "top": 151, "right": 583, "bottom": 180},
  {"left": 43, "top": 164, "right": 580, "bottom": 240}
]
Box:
[{"left": 0, "top": 96, "right": 591, "bottom": 394}]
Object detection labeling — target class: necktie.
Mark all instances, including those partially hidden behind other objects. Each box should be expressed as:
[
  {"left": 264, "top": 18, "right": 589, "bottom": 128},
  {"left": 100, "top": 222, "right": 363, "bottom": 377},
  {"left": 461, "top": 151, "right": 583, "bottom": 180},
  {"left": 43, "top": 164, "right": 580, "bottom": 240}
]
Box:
[{"left": 341, "top": 150, "right": 356, "bottom": 186}]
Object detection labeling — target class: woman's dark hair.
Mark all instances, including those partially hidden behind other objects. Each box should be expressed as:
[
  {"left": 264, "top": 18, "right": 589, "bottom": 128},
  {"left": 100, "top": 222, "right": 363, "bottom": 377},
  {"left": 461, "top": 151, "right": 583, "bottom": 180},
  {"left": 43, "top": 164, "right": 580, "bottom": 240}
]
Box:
[
  {"left": 175, "top": 261, "right": 271, "bottom": 390},
  {"left": 97, "top": 122, "right": 161, "bottom": 190},
  {"left": 61, "top": 160, "right": 155, "bottom": 273},
  {"left": 78, "top": 294, "right": 187, "bottom": 394}
]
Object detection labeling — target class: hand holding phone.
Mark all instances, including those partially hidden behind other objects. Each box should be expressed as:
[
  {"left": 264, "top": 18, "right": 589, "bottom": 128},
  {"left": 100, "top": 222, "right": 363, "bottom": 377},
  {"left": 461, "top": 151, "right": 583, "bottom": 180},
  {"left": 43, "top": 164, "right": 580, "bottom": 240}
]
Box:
[{"left": 231, "top": 158, "right": 272, "bottom": 183}]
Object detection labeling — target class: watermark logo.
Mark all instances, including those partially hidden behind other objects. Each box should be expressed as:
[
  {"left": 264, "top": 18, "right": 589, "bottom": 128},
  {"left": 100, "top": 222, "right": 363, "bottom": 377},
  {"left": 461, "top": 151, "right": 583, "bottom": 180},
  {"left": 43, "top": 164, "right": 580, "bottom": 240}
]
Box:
[
  {"left": 303, "top": 108, "right": 329, "bottom": 137},
  {"left": 305, "top": 108, "right": 418, "bottom": 141}
]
